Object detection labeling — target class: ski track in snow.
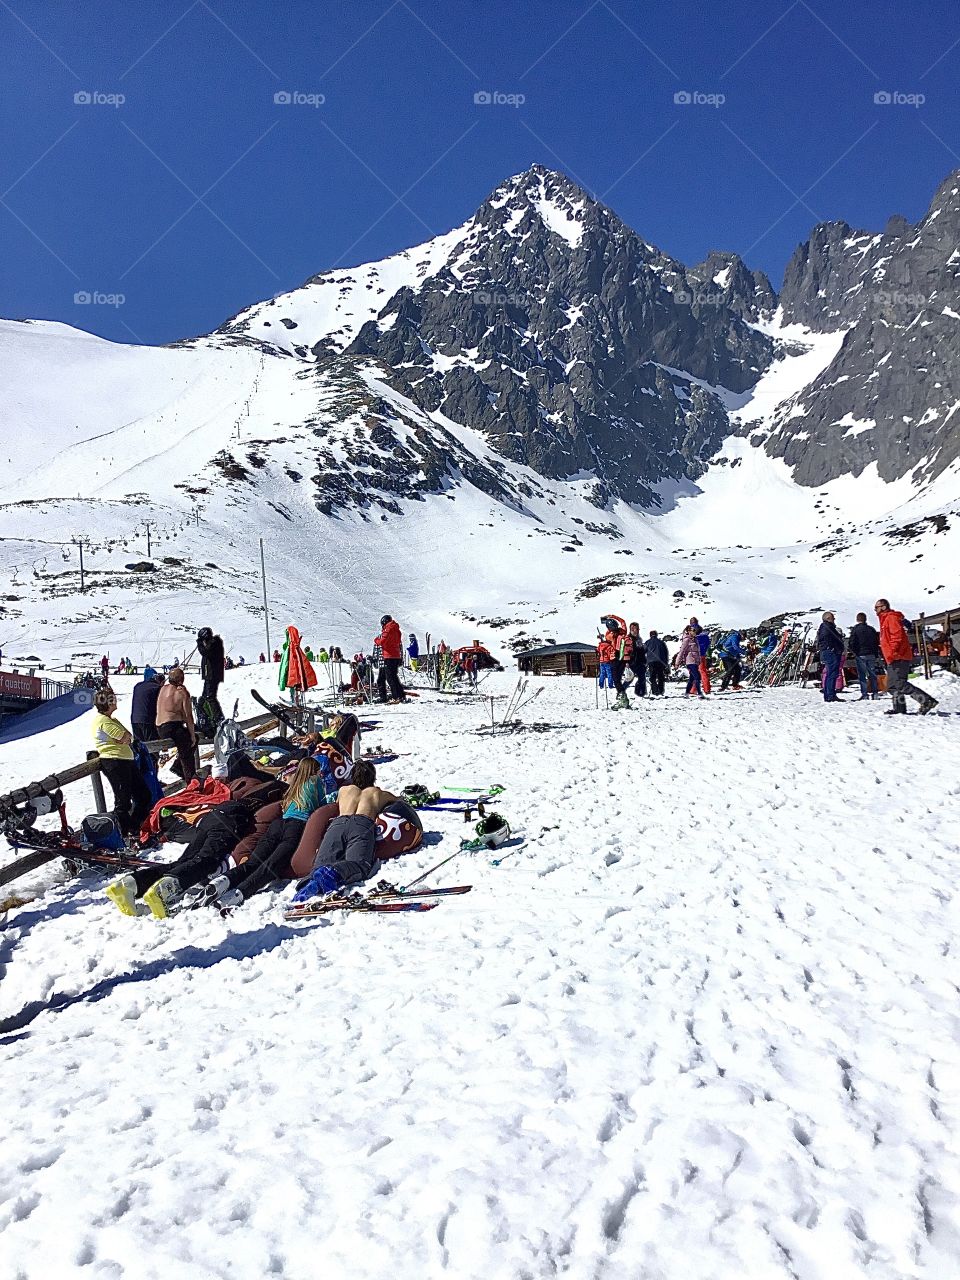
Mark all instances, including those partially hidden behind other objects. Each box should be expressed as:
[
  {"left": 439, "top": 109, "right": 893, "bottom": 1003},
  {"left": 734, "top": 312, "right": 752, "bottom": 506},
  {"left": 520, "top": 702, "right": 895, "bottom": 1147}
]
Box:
[{"left": 2, "top": 668, "right": 960, "bottom": 1279}]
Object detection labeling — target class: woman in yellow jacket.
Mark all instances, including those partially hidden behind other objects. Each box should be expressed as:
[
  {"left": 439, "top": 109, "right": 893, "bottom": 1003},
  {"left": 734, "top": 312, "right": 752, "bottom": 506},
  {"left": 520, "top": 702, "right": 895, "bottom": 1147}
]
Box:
[{"left": 91, "top": 688, "right": 152, "bottom": 841}]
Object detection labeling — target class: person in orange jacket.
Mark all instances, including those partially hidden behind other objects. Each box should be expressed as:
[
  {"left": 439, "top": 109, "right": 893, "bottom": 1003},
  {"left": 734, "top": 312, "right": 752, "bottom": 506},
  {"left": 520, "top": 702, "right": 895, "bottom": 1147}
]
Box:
[
  {"left": 596, "top": 638, "right": 614, "bottom": 688},
  {"left": 374, "top": 613, "right": 406, "bottom": 702},
  {"left": 875, "top": 599, "right": 937, "bottom": 715}
]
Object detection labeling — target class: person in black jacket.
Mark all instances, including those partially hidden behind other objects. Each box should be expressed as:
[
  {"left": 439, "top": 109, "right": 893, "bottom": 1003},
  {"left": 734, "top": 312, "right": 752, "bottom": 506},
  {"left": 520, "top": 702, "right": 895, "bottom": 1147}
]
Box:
[
  {"left": 197, "top": 626, "right": 226, "bottom": 727},
  {"left": 131, "top": 667, "right": 164, "bottom": 742},
  {"left": 644, "top": 630, "right": 669, "bottom": 696},
  {"left": 847, "top": 611, "right": 880, "bottom": 700},
  {"left": 627, "top": 622, "right": 647, "bottom": 697},
  {"left": 817, "top": 612, "right": 846, "bottom": 703}
]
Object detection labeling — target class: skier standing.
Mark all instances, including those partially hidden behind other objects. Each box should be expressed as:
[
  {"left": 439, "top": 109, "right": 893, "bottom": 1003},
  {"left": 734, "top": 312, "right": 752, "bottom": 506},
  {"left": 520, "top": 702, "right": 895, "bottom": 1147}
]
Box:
[
  {"left": 816, "top": 613, "right": 846, "bottom": 703},
  {"left": 676, "top": 627, "right": 704, "bottom": 698},
  {"left": 848, "top": 612, "right": 881, "bottom": 700},
  {"left": 91, "top": 687, "right": 152, "bottom": 841},
  {"left": 596, "top": 637, "right": 614, "bottom": 690},
  {"left": 627, "top": 622, "right": 647, "bottom": 697},
  {"left": 196, "top": 626, "right": 225, "bottom": 727},
  {"left": 717, "top": 630, "right": 744, "bottom": 692},
  {"left": 694, "top": 625, "right": 712, "bottom": 695},
  {"left": 600, "top": 615, "right": 632, "bottom": 708},
  {"left": 644, "top": 630, "right": 669, "bottom": 696},
  {"left": 374, "top": 614, "right": 406, "bottom": 702},
  {"left": 131, "top": 667, "right": 165, "bottom": 742},
  {"left": 875, "top": 599, "right": 938, "bottom": 715},
  {"left": 100, "top": 654, "right": 110, "bottom": 680},
  {"left": 407, "top": 634, "right": 420, "bottom": 671}
]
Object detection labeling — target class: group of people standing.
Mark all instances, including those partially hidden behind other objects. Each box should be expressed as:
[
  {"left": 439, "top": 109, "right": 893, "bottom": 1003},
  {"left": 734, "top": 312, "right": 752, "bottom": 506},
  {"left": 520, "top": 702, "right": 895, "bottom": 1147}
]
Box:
[
  {"left": 816, "top": 600, "right": 938, "bottom": 715},
  {"left": 596, "top": 615, "right": 746, "bottom": 709}
]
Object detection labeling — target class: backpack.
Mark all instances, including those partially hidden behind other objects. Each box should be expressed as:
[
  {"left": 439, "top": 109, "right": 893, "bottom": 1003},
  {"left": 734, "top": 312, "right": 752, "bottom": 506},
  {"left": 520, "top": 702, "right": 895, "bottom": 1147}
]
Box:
[{"left": 81, "top": 813, "right": 125, "bottom": 852}]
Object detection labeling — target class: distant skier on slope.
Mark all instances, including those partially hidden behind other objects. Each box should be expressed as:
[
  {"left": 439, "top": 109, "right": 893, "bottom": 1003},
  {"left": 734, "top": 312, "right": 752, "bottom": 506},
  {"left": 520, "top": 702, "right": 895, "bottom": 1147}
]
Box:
[{"left": 875, "top": 599, "right": 938, "bottom": 716}]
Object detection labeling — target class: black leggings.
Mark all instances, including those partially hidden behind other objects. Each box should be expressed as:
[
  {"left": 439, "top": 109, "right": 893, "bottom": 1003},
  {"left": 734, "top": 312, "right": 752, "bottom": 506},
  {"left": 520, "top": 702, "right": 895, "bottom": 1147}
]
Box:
[
  {"left": 227, "top": 815, "right": 305, "bottom": 901},
  {"left": 377, "top": 658, "right": 405, "bottom": 700},
  {"left": 610, "top": 659, "right": 627, "bottom": 695},
  {"left": 99, "top": 758, "right": 153, "bottom": 839}
]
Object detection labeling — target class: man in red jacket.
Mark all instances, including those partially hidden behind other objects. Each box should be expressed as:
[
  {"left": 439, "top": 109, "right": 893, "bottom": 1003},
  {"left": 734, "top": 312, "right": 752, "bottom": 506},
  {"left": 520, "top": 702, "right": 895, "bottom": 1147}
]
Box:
[
  {"left": 374, "top": 614, "right": 406, "bottom": 703},
  {"left": 875, "top": 599, "right": 938, "bottom": 716}
]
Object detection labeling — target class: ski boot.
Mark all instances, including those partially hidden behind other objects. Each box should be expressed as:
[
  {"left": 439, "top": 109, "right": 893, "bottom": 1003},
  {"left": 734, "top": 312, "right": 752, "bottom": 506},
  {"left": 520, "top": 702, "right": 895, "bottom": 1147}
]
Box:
[
  {"left": 613, "top": 692, "right": 631, "bottom": 710},
  {"left": 142, "top": 875, "right": 182, "bottom": 920},
  {"left": 919, "top": 695, "right": 939, "bottom": 715},
  {"left": 105, "top": 874, "right": 139, "bottom": 917}
]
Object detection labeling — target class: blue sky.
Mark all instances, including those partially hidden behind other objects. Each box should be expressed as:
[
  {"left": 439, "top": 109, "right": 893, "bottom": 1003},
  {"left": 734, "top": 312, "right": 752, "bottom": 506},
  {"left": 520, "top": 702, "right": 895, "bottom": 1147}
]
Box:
[{"left": 1, "top": 0, "right": 959, "bottom": 343}]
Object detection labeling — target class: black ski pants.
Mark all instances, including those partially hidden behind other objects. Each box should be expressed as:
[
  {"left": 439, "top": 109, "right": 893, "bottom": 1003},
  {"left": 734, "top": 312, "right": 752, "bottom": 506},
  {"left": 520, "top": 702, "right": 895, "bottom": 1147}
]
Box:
[
  {"left": 648, "top": 662, "right": 666, "bottom": 696},
  {"left": 720, "top": 656, "right": 742, "bottom": 690},
  {"left": 130, "top": 811, "right": 245, "bottom": 897},
  {"left": 157, "top": 720, "right": 197, "bottom": 781},
  {"left": 99, "top": 758, "right": 153, "bottom": 840},
  {"left": 628, "top": 658, "right": 647, "bottom": 696},
  {"left": 377, "top": 658, "right": 405, "bottom": 701},
  {"left": 132, "top": 721, "right": 156, "bottom": 744},
  {"left": 610, "top": 659, "right": 627, "bottom": 696},
  {"left": 886, "top": 659, "right": 927, "bottom": 713}
]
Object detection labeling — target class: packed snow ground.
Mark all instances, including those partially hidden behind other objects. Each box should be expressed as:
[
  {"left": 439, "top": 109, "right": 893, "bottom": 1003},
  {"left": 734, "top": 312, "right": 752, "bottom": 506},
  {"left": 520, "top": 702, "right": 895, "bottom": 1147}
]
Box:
[{"left": 2, "top": 665, "right": 960, "bottom": 1279}]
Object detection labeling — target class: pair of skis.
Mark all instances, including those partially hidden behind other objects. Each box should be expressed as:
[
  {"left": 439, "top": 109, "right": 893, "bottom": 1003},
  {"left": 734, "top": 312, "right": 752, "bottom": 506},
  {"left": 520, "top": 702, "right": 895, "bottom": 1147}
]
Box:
[{"left": 284, "top": 883, "right": 471, "bottom": 919}]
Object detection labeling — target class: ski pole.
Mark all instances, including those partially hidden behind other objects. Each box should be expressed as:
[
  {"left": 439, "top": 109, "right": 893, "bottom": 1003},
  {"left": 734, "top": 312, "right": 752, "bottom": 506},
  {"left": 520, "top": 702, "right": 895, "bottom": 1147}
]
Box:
[
  {"left": 402, "top": 848, "right": 462, "bottom": 891},
  {"left": 491, "top": 846, "right": 523, "bottom": 867}
]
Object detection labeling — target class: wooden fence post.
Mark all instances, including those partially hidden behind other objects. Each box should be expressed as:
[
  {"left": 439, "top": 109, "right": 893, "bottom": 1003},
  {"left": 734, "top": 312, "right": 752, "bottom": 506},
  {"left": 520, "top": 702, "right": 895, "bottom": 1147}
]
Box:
[{"left": 85, "top": 751, "right": 108, "bottom": 814}]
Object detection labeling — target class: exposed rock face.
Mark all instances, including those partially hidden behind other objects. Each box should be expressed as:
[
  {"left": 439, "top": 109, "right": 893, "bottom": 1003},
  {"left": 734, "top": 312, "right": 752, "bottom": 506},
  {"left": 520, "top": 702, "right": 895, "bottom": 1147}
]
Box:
[
  {"left": 345, "top": 166, "right": 774, "bottom": 506},
  {"left": 768, "top": 169, "right": 960, "bottom": 486},
  {"left": 213, "top": 163, "right": 960, "bottom": 507}
]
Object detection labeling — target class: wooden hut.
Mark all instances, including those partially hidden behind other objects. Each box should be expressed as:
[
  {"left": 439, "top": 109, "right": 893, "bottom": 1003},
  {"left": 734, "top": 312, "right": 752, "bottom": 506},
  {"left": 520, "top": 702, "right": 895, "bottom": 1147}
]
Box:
[{"left": 516, "top": 642, "right": 597, "bottom": 677}]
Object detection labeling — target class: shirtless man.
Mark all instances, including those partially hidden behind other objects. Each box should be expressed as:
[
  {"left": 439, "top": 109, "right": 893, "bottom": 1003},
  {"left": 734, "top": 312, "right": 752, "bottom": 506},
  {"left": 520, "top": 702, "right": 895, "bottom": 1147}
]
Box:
[
  {"left": 292, "top": 761, "right": 397, "bottom": 900},
  {"left": 155, "top": 667, "right": 197, "bottom": 780}
]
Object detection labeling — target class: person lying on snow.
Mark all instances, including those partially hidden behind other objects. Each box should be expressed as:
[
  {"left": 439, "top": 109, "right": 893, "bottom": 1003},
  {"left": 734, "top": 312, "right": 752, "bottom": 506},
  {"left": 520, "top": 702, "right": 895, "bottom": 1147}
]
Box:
[
  {"left": 198, "top": 758, "right": 333, "bottom": 911},
  {"left": 104, "top": 772, "right": 285, "bottom": 917},
  {"left": 292, "top": 762, "right": 398, "bottom": 903}
]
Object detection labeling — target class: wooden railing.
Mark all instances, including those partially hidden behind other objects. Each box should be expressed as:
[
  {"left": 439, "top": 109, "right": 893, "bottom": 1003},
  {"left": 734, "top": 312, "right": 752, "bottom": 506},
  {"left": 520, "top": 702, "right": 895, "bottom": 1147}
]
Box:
[{"left": 0, "top": 709, "right": 282, "bottom": 890}]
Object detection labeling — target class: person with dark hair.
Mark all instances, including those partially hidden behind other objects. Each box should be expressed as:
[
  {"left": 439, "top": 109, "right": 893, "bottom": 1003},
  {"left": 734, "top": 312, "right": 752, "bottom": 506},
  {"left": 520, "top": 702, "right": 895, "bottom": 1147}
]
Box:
[
  {"left": 875, "top": 599, "right": 938, "bottom": 715},
  {"left": 293, "top": 761, "right": 399, "bottom": 900},
  {"left": 131, "top": 667, "right": 165, "bottom": 742},
  {"left": 644, "top": 630, "right": 669, "bottom": 696},
  {"left": 91, "top": 687, "right": 152, "bottom": 841},
  {"left": 374, "top": 614, "right": 406, "bottom": 702},
  {"left": 848, "top": 611, "right": 881, "bottom": 700},
  {"left": 694, "top": 625, "right": 712, "bottom": 695},
  {"left": 627, "top": 622, "right": 646, "bottom": 697},
  {"left": 196, "top": 626, "right": 226, "bottom": 727},
  {"left": 817, "top": 612, "right": 846, "bottom": 704}
]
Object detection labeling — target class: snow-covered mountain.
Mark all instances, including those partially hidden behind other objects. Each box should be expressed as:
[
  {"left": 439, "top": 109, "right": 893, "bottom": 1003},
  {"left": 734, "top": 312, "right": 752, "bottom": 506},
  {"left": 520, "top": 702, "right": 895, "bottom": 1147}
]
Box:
[{"left": 1, "top": 165, "right": 957, "bottom": 666}]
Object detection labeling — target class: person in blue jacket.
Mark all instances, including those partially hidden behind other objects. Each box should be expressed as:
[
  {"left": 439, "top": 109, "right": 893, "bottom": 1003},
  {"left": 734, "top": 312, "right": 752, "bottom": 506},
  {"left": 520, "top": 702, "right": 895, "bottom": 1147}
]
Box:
[
  {"left": 718, "top": 630, "right": 744, "bottom": 692},
  {"left": 816, "top": 612, "right": 846, "bottom": 703},
  {"left": 407, "top": 633, "right": 420, "bottom": 671}
]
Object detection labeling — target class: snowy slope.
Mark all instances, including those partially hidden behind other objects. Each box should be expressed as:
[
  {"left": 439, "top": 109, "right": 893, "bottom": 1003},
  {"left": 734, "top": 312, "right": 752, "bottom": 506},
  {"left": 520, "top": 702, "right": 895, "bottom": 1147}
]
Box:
[{"left": 2, "top": 667, "right": 960, "bottom": 1279}]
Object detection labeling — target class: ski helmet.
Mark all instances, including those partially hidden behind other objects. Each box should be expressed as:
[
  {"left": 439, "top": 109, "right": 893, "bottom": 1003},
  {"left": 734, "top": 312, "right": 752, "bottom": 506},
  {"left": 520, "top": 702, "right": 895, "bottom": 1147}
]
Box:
[
  {"left": 475, "top": 812, "right": 510, "bottom": 848},
  {"left": 380, "top": 614, "right": 392, "bottom": 626},
  {"left": 197, "top": 626, "right": 213, "bottom": 646}
]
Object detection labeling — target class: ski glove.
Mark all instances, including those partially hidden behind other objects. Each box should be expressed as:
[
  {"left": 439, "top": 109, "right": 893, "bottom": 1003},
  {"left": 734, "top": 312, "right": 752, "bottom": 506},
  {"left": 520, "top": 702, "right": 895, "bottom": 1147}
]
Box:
[{"left": 292, "top": 865, "right": 342, "bottom": 903}]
